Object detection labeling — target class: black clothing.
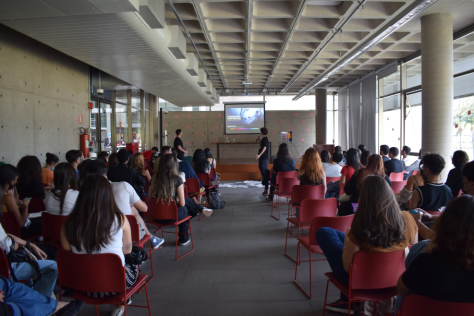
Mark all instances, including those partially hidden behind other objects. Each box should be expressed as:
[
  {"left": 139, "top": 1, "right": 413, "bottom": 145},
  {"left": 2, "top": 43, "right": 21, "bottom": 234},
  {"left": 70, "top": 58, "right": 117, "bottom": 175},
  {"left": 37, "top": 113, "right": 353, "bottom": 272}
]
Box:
[
  {"left": 445, "top": 166, "right": 464, "bottom": 198},
  {"left": 174, "top": 137, "right": 185, "bottom": 160},
  {"left": 299, "top": 173, "right": 324, "bottom": 186},
  {"left": 16, "top": 180, "right": 45, "bottom": 200},
  {"left": 344, "top": 172, "right": 391, "bottom": 204},
  {"left": 179, "top": 160, "right": 204, "bottom": 187},
  {"left": 384, "top": 159, "right": 404, "bottom": 176},
  {"left": 273, "top": 158, "right": 296, "bottom": 173},
  {"left": 0, "top": 303, "right": 13, "bottom": 316},
  {"left": 259, "top": 137, "right": 269, "bottom": 160},
  {"left": 131, "top": 169, "right": 146, "bottom": 199},
  {"left": 402, "top": 252, "right": 474, "bottom": 303},
  {"left": 414, "top": 183, "right": 453, "bottom": 211},
  {"left": 107, "top": 164, "right": 134, "bottom": 186},
  {"left": 149, "top": 153, "right": 158, "bottom": 169},
  {"left": 258, "top": 157, "right": 268, "bottom": 178},
  {"left": 382, "top": 156, "right": 390, "bottom": 163}
]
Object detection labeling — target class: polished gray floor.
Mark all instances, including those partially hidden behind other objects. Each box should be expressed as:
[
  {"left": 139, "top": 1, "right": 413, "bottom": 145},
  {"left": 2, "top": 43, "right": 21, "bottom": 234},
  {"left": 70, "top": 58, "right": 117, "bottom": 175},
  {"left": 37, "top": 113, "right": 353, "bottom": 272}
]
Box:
[{"left": 78, "top": 184, "right": 340, "bottom": 315}]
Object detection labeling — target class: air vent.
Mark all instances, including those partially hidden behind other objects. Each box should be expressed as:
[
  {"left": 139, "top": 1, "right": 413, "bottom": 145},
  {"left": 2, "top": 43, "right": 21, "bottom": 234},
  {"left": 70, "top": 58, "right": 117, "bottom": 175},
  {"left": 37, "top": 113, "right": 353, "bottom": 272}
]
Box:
[
  {"left": 205, "top": 80, "right": 213, "bottom": 95},
  {"left": 168, "top": 25, "right": 186, "bottom": 59},
  {"left": 186, "top": 53, "right": 199, "bottom": 76},
  {"left": 138, "top": 0, "right": 165, "bottom": 29},
  {"left": 197, "top": 69, "right": 207, "bottom": 87}
]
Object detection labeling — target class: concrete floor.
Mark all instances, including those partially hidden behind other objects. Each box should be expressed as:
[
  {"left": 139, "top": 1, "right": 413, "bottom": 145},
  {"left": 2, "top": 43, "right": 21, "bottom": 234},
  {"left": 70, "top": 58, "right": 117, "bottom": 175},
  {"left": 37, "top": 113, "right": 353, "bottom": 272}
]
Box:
[{"left": 77, "top": 184, "right": 340, "bottom": 315}]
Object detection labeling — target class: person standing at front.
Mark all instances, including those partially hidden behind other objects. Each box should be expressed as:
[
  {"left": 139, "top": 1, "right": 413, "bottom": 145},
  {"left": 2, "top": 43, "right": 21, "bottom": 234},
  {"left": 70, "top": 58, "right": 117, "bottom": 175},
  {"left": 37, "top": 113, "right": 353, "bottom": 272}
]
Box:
[
  {"left": 256, "top": 127, "right": 269, "bottom": 180},
  {"left": 174, "top": 129, "right": 188, "bottom": 160}
]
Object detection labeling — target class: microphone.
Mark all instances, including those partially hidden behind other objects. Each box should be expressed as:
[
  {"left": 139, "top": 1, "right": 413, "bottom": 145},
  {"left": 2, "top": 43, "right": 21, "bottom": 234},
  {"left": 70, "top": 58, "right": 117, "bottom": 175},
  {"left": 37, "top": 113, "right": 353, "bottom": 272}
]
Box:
[{"left": 256, "top": 136, "right": 260, "bottom": 142}]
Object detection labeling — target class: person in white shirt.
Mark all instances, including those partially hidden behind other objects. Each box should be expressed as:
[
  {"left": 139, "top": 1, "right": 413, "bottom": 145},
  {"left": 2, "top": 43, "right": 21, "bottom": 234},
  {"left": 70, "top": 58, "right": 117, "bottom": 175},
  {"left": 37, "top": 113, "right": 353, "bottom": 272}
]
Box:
[
  {"left": 45, "top": 163, "right": 79, "bottom": 216},
  {"left": 402, "top": 146, "right": 416, "bottom": 167},
  {"left": 86, "top": 160, "right": 164, "bottom": 250}
]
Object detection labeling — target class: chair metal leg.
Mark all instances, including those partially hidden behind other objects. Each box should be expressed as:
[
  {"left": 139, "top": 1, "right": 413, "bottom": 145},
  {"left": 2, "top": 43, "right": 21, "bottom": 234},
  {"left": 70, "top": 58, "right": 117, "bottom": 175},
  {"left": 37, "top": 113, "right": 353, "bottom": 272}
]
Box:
[
  {"left": 323, "top": 279, "right": 330, "bottom": 316},
  {"left": 309, "top": 252, "right": 312, "bottom": 298},
  {"left": 176, "top": 220, "right": 195, "bottom": 260},
  {"left": 144, "top": 282, "right": 152, "bottom": 316},
  {"left": 95, "top": 305, "right": 99, "bottom": 316}
]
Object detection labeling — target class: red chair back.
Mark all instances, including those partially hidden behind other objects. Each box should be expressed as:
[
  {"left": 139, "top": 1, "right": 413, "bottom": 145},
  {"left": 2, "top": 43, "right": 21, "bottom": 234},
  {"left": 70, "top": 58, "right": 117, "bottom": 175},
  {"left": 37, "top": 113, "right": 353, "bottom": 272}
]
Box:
[
  {"left": 3, "top": 212, "right": 20, "bottom": 236},
  {"left": 29, "top": 197, "right": 46, "bottom": 214},
  {"left": 412, "top": 170, "right": 418, "bottom": 175},
  {"left": 0, "top": 249, "right": 10, "bottom": 278},
  {"left": 425, "top": 210, "right": 441, "bottom": 216},
  {"left": 278, "top": 178, "right": 300, "bottom": 194},
  {"left": 142, "top": 150, "right": 152, "bottom": 161},
  {"left": 196, "top": 173, "right": 212, "bottom": 186},
  {"left": 391, "top": 181, "right": 407, "bottom": 195},
  {"left": 186, "top": 178, "right": 202, "bottom": 195},
  {"left": 399, "top": 295, "right": 474, "bottom": 316},
  {"left": 183, "top": 185, "right": 189, "bottom": 198},
  {"left": 57, "top": 250, "right": 125, "bottom": 293},
  {"left": 275, "top": 171, "right": 298, "bottom": 186},
  {"left": 291, "top": 185, "right": 325, "bottom": 205},
  {"left": 350, "top": 250, "right": 406, "bottom": 290},
  {"left": 210, "top": 168, "right": 217, "bottom": 179},
  {"left": 41, "top": 212, "right": 67, "bottom": 244},
  {"left": 299, "top": 198, "right": 337, "bottom": 223},
  {"left": 339, "top": 183, "right": 345, "bottom": 198},
  {"left": 326, "top": 177, "right": 340, "bottom": 184},
  {"left": 309, "top": 215, "right": 354, "bottom": 246},
  {"left": 144, "top": 196, "right": 179, "bottom": 221},
  {"left": 389, "top": 172, "right": 404, "bottom": 181},
  {"left": 126, "top": 215, "right": 141, "bottom": 243}
]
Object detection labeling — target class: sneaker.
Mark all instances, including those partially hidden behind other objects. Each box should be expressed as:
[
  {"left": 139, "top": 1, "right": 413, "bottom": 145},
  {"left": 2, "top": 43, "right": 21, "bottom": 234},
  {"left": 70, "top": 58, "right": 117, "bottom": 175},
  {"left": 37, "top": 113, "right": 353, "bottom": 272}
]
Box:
[
  {"left": 325, "top": 300, "right": 354, "bottom": 314},
  {"left": 202, "top": 208, "right": 213, "bottom": 217},
  {"left": 111, "top": 307, "right": 124, "bottom": 316},
  {"left": 150, "top": 236, "right": 165, "bottom": 250},
  {"left": 56, "top": 300, "right": 85, "bottom": 316},
  {"left": 127, "top": 297, "right": 132, "bottom": 305},
  {"left": 179, "top": 239, "right": 191, "bottom": 246},
  {"left": 262, "top": 190, "right": 268, "bottom": 195}
]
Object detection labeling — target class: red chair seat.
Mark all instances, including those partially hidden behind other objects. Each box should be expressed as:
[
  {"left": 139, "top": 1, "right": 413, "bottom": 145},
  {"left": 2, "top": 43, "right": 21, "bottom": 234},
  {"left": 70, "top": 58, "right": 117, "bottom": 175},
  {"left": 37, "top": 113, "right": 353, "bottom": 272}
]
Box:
[
  {"left": 68, "top": 274, "right": 148, "bottom": 305},
  {"left": 145, "top": 216, "right": 192, "bottom": 228},
  {"left": 279, "top": 192, "right": 292, "bottom": 199},
  {"left": 287, "top": 217, "right": 311, "bottom": 228},
  {"left": 297, "top": 236, "right": 322, "bottom": 253},
  {"left": 325, "top": 272, "right": 398, "bottom": 301}
]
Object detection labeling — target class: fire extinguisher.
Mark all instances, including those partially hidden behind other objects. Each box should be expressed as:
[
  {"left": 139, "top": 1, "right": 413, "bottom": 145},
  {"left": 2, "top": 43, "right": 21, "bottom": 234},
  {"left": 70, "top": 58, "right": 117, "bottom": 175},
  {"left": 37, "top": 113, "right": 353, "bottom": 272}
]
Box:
[{"left": 79, "top": 127, "right": 90, "bottom": 158}]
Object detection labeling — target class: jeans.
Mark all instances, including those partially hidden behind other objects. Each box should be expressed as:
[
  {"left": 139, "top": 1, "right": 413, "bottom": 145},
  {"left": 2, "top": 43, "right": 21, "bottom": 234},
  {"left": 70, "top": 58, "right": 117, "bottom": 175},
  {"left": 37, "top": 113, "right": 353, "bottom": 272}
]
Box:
[
  {"left": 394, "top": 240, "right": 430, "bottom": 315},
  {"left": 155, "top": 205, "right": 191, "bottom": 243},
  {"left": 0, "top": 275, "right": 57, "bottom": 316},
  {"left": 316, "top": 227, "right": 349, "bottom": 301},
  {"left": 258, "top": 158, "right": 268, "bottom": 178},
  {"left": 10, "top": 260, "right": 58, "bottom": 297}
]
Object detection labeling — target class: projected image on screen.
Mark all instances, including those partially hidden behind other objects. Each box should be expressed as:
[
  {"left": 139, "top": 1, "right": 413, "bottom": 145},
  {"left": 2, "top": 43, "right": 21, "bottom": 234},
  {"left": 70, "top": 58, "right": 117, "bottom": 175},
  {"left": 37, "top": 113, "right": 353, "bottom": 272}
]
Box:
[{"left": 224, "top": 103, "right": 265, "bottom": 134}]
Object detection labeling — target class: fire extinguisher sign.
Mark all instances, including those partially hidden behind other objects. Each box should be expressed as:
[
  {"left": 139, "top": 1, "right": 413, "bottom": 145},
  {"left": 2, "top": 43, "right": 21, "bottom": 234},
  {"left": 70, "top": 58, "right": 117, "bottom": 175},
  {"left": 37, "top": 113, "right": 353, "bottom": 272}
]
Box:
[{"left": 78, "top": 114, "right": 83, "bottom": 124}]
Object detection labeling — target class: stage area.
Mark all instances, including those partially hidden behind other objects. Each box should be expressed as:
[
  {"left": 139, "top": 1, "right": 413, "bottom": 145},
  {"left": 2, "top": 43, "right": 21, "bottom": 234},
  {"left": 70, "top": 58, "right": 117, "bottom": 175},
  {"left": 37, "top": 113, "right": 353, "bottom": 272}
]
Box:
[{"left": 216, "top": 158, "right": 302, "bottom": 181}]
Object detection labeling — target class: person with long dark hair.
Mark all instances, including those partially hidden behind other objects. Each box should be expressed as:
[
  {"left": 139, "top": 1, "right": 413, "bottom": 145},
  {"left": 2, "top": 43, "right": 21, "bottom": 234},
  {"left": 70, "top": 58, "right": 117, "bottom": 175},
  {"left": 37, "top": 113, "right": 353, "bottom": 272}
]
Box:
[
  {"left": 194, "top": 151, "right": 211, "bottom": 174},
  {"left": 191, "top": 149, "right": 204, "bottom": 172},
  {"left": 98, "top": 151, "right": 109, "bottom": 165},
  {"left": 317, "top": 176, "right": 418, "bottom": 314},
  {"left": 445, "top": 150, "right": 469, "bottom": 198},
  {"left": 16, "top": 155, "right": 45, "bottom": 199},
  {"left": 321, "top": 150, "right": 342, "bottom": 177},
  {"left": 77, "top": 159, "right": 92, "bottom": 190},
  {"left": 108, "top": 153, "right": 119, "bottom": 170},
  {"left": 61, "top": 175, "right": 134, "bottom": 316},
  {"left": 204, "top": 148, "right": 216, "bottom": 169},
  {"left": 45, "top": 163, "right": 79, "bottom": 216},
  {"left": 340, "top": 148, "right": 362, "bottom": 185},
  {"left": 150, "top": 154, "right": 212, "bottom": 245},
  {"left": 360, "top": 150, "right": 371, "bottom": 167},
  {"left": 265, "top": 143, "right": 296, "bottom": 201},
  {"left": 42, "top": 152, "right": 59, "bottom": 187}
]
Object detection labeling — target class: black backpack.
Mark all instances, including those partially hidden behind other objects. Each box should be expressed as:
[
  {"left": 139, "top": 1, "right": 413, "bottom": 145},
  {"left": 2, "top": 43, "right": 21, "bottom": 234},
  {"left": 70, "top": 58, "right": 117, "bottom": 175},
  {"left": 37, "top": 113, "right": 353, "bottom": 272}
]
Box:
[{"left": 210, "top": 192, "right": 225, "bottom": 209}]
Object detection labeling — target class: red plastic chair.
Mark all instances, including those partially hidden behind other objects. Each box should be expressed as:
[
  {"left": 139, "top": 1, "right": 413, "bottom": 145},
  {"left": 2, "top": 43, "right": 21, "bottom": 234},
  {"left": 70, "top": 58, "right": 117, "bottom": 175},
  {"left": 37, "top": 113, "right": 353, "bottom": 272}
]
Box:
[
  {"left": 210, "top": 167, "right": 219, "bottom": 194},
  {"left": 285, "top": 198, "right": 337, "bottom": 262},
  {"left": 272, "top": 177, "right": 300, "bottom": 221},
  {"left": 323, "top": 249, "right": 406, "bottom": 315},
  {"left": 41, "top": 212, "right": 67, "bottom": 249},
  {"left": 196, "top": 172, "right": 216, "bottom": 209},
  {"left": 126, "top": 215, "right": 155, "bottom": 287},
  {"left": 399, "top": 295, "right": 474, "bottom": 316},
  {"left": 326, "top": 176, "right": 340, "bottom": 184},
  {"left": 389, "top": 172, "right": 404, "bottom": 181},
  {"left": 295, "top": 215, "right": 354, "bottom": 298},
  {"left": 391, "top": 181, "right": 407, "bottom": 195},
  {"left": 56, "top": 250, "right": 151, "bottom": 316},
  {"left": 412, "top": 170, "right": 419, "bottom": 175},
  {"left": 269, "top": 171, "right": 298, "bottom": 207},
  {"left": 3, "top": 212, "right": 41, "bottom": 241},
  {"left": 290, "top": 185, "right": 325, "bottom": 218},
  {"left": 186, "top": 178, "right": 207, "bottom": 221},
  {"left": 143, "top": 197, "right": 194, "bottom": 260},
  {"left": 28, "top": 197, "right": 46, "bottom": 214}
]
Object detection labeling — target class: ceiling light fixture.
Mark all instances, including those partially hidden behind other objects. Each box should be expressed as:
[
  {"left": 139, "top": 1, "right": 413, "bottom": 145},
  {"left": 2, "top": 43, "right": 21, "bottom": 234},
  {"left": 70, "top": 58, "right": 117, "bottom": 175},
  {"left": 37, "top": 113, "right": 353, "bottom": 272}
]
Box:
[{"left": 292, "top": 0, "right": 439, "bottom": 101}]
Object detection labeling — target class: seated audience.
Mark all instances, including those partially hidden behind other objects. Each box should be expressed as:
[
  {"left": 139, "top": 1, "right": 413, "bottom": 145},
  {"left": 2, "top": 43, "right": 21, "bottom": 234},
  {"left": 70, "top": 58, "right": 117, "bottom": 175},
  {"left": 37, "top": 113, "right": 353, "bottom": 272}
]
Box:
[
  {"left": 42, "top": 153, "right": 59, "bottom": 187},
  {"left": 77, "top": 159, "right": 92, "bottom": 190},
  {"left": 130, "top": 153, "right": 151, "bottom": 199},
  {"left": 190, "top": 149, "right": 204, "bottom": 172},
  {"left": 360, "top": 150, "right": 371, "bottom": 167},
  {"left": 334, "top": 146, "right": 346, "bottom": 166},
  {"left": 153, "top": 146, "right": 171, "bottom": 173},
  {"left": 384, "top": 147, "right": 404, "bottom": 176},
  {"left": 401, "top": 146, "right": 415, "bottom": 166},
  {"left": 397, "top": 195, "right": 474, "bottom": 310},
  {"left": 61, "top": 175, "right": 135, "bottom": 315},
  {"left": 317, "top": 176, "right": 418, "bottom": 314},
  {"left": 265, "top": 143, "right": 296, "bottom": 201},
  {"left": 404, "top": 149, "right": 422, "bottom": 174},
  {"left": 194, "top": 151, "right": 211, "bottom": 174},
  {"left": 98, "top": 151, "right": 109, "bottom": 165},
  {"left": 340, "top": 148, "right": 362, "bottom": 185},
  {"left": 396, "top": 156, "right": 425, "bottom": 209},
  {"left": 108, "top": 149, "right": 134, "bottom": 185},
  {"left": 380, "top": 144, "right": 390, "bottom": 162},
  {"left": 150, "top": 154, "right": 212, "bottom": 246},
  {"left": 445, "top": 150, "right": 468, "bottom": 197},
  {"left": 65, "top": 150, "right": 82, "bottom": 180},
  {"left": 358, "top": 144, "right": 366, "bottom": 152},
  {"left": 149, "top": 146, "right": 159, "bottom": 169},
  {"left": 462, "top": 160, "right": 474, "bottom": 195},
  {"left": 45, "top": 163, "right": 79, "bottom": 216},
  {"left": 127, "top": 151, "right": 134, "bottom": 169},
  {"left": 339, "top": 154, "right": 391, "bottom": 216},
  {"left": 321, "top": 150, "right": 343, "bottom": 177},
  {"left": 298, "top": 148, "right": 326, "bottom": 188},
  {"left": 173, "top": 150, "right": 204, "bottom": 190},
  {"left": 16, "top": 156, "right": 45, "bottom": 199},
  {"left": 204, "top": 148, "right": 216, "bottom": 169},
  {"left": 108, "top": 153, "right": 119, "bottom": 170}
]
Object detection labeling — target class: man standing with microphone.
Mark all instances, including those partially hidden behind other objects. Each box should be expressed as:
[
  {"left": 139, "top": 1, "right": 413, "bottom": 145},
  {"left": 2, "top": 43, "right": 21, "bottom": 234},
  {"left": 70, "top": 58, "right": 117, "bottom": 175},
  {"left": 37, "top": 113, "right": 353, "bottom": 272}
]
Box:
[
  {"left": 174, "top": 129, "right": 187, "bottom": 160},
  {"left": 256, "top": 127, "right": 269, "bottom": 181}
]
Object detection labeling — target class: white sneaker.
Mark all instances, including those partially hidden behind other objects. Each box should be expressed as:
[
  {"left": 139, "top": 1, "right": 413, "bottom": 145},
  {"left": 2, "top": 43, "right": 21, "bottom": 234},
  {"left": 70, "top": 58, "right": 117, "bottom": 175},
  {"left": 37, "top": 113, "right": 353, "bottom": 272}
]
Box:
[
  {"left": 111, "top": 307, "right": 124, "bottom": 316},
  {"left": 202, "top": 208, "right": 213, "bottom": 217},
  {"left": 179, "top": 239, "right": 191, "bottom": 246}
]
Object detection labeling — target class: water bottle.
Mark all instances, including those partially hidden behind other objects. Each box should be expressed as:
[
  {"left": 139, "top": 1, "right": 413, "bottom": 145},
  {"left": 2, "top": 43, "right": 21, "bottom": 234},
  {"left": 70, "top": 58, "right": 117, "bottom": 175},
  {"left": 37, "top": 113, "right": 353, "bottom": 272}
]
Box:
[
  {"left": 233, "top": 137, "right": 235, "bottom": 143},
  {"left": 226, "top": 136, "right": 229, "bottom": 143}
]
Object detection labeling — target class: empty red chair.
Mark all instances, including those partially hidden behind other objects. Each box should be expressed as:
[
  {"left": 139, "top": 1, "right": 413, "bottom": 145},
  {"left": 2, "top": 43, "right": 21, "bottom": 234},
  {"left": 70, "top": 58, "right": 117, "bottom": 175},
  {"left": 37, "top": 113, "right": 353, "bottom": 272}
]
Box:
[
  {"left": 290, "top": 185, "right": 325, "bottom": 218},
  {"left": 143, "top": 197, "right": 194, "bottom": 260},
  {"left": 323, "top": 249, "right": 406, "bottom": 315},
  {"left": 269, "top": 171, "right": 298, "bottom": 207},
  {"left": 186, "top": 178, "right": 206, "bottom": 220},
  {"left": 391, "top": 181, "right": 407, "bottom": 195},
  {"left": 196, "top": 172, "right": 216, "bottom": 209},
  {"left": 295, "top": 215, "right": 354, "bottom": 298},
  {"left": 272, "top": 177, "right": 300, "bottom": 221},
  {"left": 285, "top": 198, "right": 337, "bottom": 262},
  {"left": 57, "top": 250, "right": 151, "bottom": 316},
  {"left": 390, "top": 172, "right": 405, "bottom": 181},
  {"left": 28, "top": 197, "right": 46, "bottom": 214},
  {"left": 41, "top": 212, "right": 67, "bottom": 249},
  {"left": 126, "top": 215, "right": 155, "bottom": 286},
  {"left": 399, "top": 295, "right": 474, "bottom": 316},
  {"left": 326, "top": 176, "right": 340, "bottom": 184}
]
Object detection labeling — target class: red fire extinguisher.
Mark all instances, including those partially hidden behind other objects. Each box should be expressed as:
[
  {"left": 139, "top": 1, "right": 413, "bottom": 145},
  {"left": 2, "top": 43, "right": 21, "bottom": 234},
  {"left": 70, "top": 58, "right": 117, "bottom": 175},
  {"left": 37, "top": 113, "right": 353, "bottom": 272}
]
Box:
[{"left": 79, "top": 127, "right": 90, "bottom": 158}]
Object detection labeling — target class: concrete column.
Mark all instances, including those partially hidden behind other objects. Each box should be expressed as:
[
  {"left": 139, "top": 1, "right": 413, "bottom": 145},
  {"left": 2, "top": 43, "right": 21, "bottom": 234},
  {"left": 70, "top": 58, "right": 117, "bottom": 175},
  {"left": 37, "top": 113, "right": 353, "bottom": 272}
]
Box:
[
  {"left": 315, "top": 88, "right": 327, "bottom": 144},
  {"left": 421, "top": 13, "right": 453, "bottom": 180}
]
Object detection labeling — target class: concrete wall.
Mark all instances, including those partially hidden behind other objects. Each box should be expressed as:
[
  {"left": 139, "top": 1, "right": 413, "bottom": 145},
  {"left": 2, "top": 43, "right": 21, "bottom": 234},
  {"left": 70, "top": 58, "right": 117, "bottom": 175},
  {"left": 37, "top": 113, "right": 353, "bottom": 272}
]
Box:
[
  {"left": 0, "top": 25, "right": 90, "bottom": 165},
  {"left": 161, "top": 110, "right": 316, "bottom": 160}
]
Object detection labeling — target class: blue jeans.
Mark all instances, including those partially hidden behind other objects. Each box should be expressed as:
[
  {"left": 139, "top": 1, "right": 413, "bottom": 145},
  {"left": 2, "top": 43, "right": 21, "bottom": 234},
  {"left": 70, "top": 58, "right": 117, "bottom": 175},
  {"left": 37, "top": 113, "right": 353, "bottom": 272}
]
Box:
[
  {"left": 316, "top": 227, "right": 349, "bottom": 301},
  {"left": 394, "top": 240, "right": 430, "bottom": 314},
  {"left": 155, "top": 205, "right": 191, "bottom": 243},
  {"left": 10, "top": 260, "right": 58, "bottom": 297},
  {"left": 0, "top": 275, "right": 57, "bottom": 316},
  {"left": 258, "top": 158, "right": 268, "bottom": 178}
]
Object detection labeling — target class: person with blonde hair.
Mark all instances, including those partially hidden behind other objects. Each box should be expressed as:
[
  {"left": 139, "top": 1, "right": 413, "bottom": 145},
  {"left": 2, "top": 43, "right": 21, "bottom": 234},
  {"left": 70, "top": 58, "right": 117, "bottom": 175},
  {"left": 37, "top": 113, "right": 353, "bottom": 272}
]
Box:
[
  {"left": 130, "top": 152, "right": 151, "bottom": 199},
  {"left": 298, "top": 148, "right": 326, "bottom": 192}
]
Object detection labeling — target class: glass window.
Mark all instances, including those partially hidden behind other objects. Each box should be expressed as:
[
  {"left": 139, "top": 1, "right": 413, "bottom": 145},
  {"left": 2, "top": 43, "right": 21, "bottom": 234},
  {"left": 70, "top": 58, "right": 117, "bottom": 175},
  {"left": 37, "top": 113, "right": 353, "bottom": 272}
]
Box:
[
  {"left": 131, "top": 107, "right": 141, "bottom": 151},
  {"left": 116, "top": 89, "right": 128, "bottom": 105},
  {"left": 382, "top": 94, "right": 401, "bottom": 149},
  {"left": 406, "top": 57, "right": 422, "bottom": 89},
  {"left": 100, "top": 102, "right": 113, "bottom": 152},
  {"left": 453, "top": 95, "right": 474, "bottom": 161},
  {"left": 381, "top": 67, "right": 401, "bottom": 96},
  {"left": 116, "top": 103, "right": 128, "bottom": 149},
  {"left": 405, "top": 92, "right": 422, "bottom": 154}
]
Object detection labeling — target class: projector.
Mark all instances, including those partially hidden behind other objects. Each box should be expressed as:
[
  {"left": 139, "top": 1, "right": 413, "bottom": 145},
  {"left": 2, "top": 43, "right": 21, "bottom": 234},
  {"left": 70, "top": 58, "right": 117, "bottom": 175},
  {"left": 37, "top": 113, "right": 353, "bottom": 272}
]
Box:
[{"left": 242, "top": 80, "right": 252, "bottom": 85}]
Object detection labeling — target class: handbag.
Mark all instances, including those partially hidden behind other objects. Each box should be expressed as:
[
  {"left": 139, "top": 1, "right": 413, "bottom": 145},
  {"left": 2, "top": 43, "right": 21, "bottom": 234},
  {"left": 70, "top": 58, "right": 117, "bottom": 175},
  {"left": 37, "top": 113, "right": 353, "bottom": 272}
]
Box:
[
  {"left": 125, "top": 246, "right": 148, "bottom": 266},
  {"left": 6, "top": 237, "right": 41, "bottom": 285},
  {"left": 210, "top": 192, "right": 226, "bottom": 209}
]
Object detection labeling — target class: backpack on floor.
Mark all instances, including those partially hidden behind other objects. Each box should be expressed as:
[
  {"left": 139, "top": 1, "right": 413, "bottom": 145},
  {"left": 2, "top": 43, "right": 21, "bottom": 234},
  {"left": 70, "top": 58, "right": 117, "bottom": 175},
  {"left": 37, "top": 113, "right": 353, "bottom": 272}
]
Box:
[{"left": 210, "top": 192, "right": 225, "bottom": 209}]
